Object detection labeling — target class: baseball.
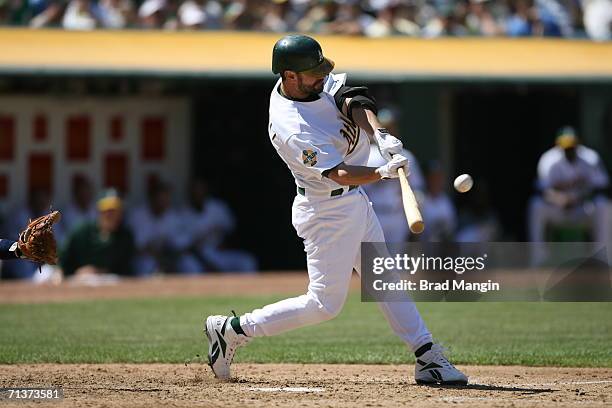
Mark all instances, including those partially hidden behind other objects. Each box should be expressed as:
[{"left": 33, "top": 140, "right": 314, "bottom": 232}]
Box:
[{"left": 454, "top": 174, "right": 473, "bottom": 193}]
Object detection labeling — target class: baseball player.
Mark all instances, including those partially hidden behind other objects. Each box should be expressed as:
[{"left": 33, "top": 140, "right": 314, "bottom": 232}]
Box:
[
  {"left": 180, "top": 178, "right": 258, "bottom": 273},
  {"left": 528, "top": 127, "right": 610, "bottom": 244},
  {"left": 205, "top": 34, "right": 468, "bottom": 385},
  {"left": 128, "top": 182, "right": 200, "bottom": 275},
  {"left": 60, "top": 175, "right": 97, "bottom": 242}
]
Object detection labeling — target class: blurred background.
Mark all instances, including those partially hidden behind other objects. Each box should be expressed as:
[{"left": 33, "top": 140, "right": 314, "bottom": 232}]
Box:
[{"left": 0, "top": 0, "right": 610, "bottom": 281}]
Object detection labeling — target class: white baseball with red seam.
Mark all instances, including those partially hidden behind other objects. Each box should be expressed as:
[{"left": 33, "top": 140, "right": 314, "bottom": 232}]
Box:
[{"left": 454, "top": 174, "right": 473, "bottom": 193}]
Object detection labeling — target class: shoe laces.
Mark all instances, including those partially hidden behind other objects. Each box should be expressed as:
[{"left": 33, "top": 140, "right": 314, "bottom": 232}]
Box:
[{"left": 430, "top": 344, "right": 456, "bottom": 369}]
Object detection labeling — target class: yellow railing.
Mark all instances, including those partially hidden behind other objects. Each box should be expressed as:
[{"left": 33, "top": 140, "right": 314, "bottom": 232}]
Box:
[{"left": 1, "top": 29, "right": 611, "bottom": 79}]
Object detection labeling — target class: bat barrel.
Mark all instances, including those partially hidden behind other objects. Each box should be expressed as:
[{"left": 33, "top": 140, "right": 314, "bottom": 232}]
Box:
[{"left": 397, "top": 167, "right": 425, "bottom": 234}]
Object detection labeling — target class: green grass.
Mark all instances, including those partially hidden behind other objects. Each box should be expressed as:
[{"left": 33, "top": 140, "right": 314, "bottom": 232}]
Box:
[{"left": 0, "top": 295, "right": 610, "bottom": 367}]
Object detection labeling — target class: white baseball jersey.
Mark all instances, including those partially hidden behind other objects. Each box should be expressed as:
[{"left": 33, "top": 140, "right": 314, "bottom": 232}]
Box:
[
  {"left": 529, "top": 145, "right": 610, "bottom": 246},
  {"left": 128, "top": 206, "right": 190, "bottom": 251},
  {"left": 268, "top": 73, "right": 370, "bottom": 194},
  {"left": 181, "top": 198, "right": 235, "bottom": 249},
  {"left": 239, "top": 72, "right": 433, "bottom": 352},
  {"left": 537, "top": 145, "right": 609, "bottom": 190}
]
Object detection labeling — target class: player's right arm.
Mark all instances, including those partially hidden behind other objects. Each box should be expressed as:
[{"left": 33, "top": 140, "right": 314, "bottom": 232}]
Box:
[
  {"left": 325, "top": 163, "right": 381, "bottom": 185},
  {"left": 281, "top": 133, "right": 408, "bottom": 186},
  {"left": 332, "top": 86, "right": 403, "bottom": 162},
  {"left": 325, "top": 156, "right": 409, "bottom": 186}
]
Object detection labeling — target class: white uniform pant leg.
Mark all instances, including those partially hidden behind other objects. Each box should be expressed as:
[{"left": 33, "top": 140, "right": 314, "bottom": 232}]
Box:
[
  {"left": 175, "top": 254, "right": 204, "bottom": 275},
  {"left": 592, "top": 197, "right": 610, "bottom": 243},
  {"left": 200, "top": 247, "right": 258, "bottom": 273},
  {"left": 528, "top": 196, "right": 549, "bottom": 243},
  {"left": 133, "top": 255, "right": 157, "bottom": 277},
  {"left": 240, "top": 193, "right": 366, "bottom": 337},
  {"left": 355, "top": 190, "right": 433, "bottom": 352},
  {"left": 530, "top": 195, "right": 610, "bottom": 241}
]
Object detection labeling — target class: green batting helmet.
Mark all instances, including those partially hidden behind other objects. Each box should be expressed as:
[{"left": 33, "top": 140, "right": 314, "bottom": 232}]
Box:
[{"left": 272, "top": 34, "right": 335, "bottom": 77}]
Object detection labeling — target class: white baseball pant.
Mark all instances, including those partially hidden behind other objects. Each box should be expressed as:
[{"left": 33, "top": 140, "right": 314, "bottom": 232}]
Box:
[{"left": 240, "top": 187, "right": 433, "bottom": 352}]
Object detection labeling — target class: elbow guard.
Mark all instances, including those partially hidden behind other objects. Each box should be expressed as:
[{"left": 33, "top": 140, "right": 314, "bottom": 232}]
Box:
[{"left": 333, "top": 85, "right": 378, "bottom": 121}]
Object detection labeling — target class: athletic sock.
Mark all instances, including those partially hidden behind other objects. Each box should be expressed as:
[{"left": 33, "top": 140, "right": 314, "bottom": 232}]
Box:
[
  {"left": 230, "top": 316, "right": 246, "bottom": 336},
  {"left": 414, "top": 342, "right": 433, "bottom": 358},
  {"left": 0, "top": 239, "right": 20, "bottom": 260}
]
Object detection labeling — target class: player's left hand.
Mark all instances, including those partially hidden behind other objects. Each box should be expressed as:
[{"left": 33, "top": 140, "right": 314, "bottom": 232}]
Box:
[
  {"left": 377, "top": 154, "right": 410, "bottom": 179},
  {"left": 374, "top": 128, "right": 403, "bottom": 161}
]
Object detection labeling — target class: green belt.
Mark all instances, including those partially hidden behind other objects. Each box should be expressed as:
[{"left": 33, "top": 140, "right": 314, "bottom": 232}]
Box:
[{"left": 297, "top": 185, "right": 358, "bottom": 197}]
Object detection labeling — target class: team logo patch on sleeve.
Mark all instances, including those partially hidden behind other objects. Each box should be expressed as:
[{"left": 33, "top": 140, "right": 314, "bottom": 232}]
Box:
[{"left": 302, "top": 149, "right": 318, "bottom": 166}]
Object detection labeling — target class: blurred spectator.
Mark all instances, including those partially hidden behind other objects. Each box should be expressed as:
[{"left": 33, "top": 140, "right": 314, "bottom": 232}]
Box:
[
  {"left": 365, "top": 0, "right": 421, "bottom": 37},
  {"left": 59, "top": 190, "right": 136, "bottom": 277},
  {"left": 528, "top": 126, "right": 610, "bottom": 243},
  {"left": 363, "top": 108, "right": 425, "bottom": 242},
  {"left": 138, "top": 0, "right": 179, "bottom": 29},
  {"left": 583, "top": 0, "right": 612, "bottom": 41},
  {"left": 260, "top": 0, "right": 294, "bottom": 32},
  {"left": 536, "top": 0, "right": 574, "bottom": 37},
  {"left": 456, "top": 181, "right": 502, "bottom": 242},
  {"left": 1, "top": 189, "right": 62, "bottom": 279},
  {"left": 30, "top": 0, "right": 64, "bottom": 27},
  {"left": 422, "top": 2, "right": 469, "bottom": 37},
  {"left": 60, "top": 175, "right": 96, "bottom": 241},
  {"left": 224, "top": 0, "right": 264, "bottom": 30},
  {"left": 178, "top": 0, "right": 206, "bottom": 28},
  {"left": 465, "top": 0, "right": 503, "bottom": 36},
  {"left": 128, "top": 181, "right": 200, "bottom": 275},
  {"left": 62, "top": 0, "right": 98, "bottom": 29},
  {"left": 177, "top": 0, "right": 223, "bottom": 29},
  {"left": 138, "top": 0, "right": 164, "bottom": 28},
  {"left": 98, "top": 0, "right": 135, "bottom": 29},
  {"left": 420, "top": 161, "right": 457, "bottom": 242},
  {"left": 0, "top": 0, "right": 607, "bottom": 39},
  {"left": 181, "top": 178, "right": 258, "bottom": 272},
  {"left": 505, "top": 0, "right": 539, "bottom": 36},
  {"left": 325, "top": 0, "right": 374, "bottom": 35},
  {"left": 296, "top": 0, "right": 338, "bottom": 33}
]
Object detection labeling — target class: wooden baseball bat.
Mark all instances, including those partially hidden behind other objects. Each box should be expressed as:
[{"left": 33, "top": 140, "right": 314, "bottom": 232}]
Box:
[{"left": 397, "top": 167, "right": 425, "bottom": 234}]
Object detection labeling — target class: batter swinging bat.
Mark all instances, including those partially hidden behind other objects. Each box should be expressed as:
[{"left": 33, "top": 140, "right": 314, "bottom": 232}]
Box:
[{"left": 397, "top": 167, "right": 424, "bottom": 234}]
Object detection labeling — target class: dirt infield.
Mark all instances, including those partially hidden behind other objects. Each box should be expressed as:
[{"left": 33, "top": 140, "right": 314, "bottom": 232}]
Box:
[
  {"left": 0, "top": 272, "right": 323, "bottom": 304},
  {"left": 1, "top": 363, "right": 610, "bottom": 407},
  {"left": 1, "top": 275, "right": 610, "bottom": 407}
]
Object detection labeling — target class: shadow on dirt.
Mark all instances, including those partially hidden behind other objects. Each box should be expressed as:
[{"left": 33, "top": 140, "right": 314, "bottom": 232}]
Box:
[{"left": 417, "top": 383, "right": 556, "bottom": 394}]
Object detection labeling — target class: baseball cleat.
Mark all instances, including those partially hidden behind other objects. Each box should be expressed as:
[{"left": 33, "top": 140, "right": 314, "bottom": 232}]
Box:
[
  {"left": 204, "top": 314, "right": 251, "bottom": 380},
  {"left": 414, "top": 344, "right": 468, "bottom": 385}
]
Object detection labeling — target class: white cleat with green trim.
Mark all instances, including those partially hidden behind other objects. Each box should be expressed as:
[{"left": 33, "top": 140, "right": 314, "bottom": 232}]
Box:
[
  {"left": 414, "top": 344, "right": 468, "bottom": 385},
  {"left": 204, "top": 314, "right": 251, "bottom": 380}
]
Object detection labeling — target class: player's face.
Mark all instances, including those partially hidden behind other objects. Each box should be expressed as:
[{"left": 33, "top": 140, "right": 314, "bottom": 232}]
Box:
[
  {"left": 296, "top": 72, "right": 326, "bottom": 97},
  {"left": 99, "top": 208, "right": 122, "bottom": 233}
]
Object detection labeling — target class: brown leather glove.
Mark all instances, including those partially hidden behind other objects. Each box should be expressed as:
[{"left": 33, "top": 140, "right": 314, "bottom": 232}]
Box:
[{"left": 17, "top": 210, "right": 61, "bottom": 265}]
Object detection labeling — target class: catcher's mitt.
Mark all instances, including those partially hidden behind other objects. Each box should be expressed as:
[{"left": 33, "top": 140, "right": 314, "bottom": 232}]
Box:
[{"left": 18, "top": 210, "right": 61, "bottom": 265}]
